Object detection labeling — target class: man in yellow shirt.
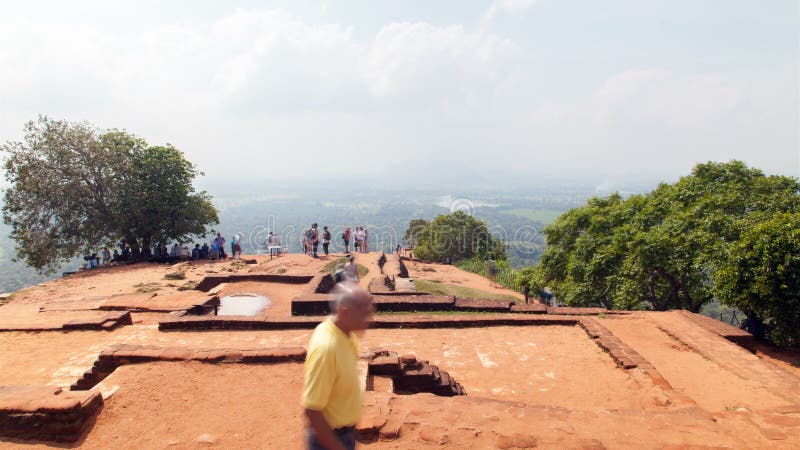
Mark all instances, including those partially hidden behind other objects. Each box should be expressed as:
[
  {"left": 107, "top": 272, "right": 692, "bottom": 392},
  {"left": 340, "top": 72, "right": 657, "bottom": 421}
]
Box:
[{"left": 302, "top": 282, "right": 373, "bottom": 450}]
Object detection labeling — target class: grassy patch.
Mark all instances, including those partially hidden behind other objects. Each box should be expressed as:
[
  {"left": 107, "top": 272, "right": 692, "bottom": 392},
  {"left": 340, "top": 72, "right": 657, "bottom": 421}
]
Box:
[
  {"left": 320, "top": 257, "right": 369, "bottom": 278},
  {"left": 792, "top": 360, "right": 800, "bottom": 368},
  {"left": 134, "top": 282, "right": 162, "bottom": 294},
  {"left": 177, "top": 281, "right": 197, "bottom": 291},
  {"left": 276, "top": 268, "right": 287, "bottom": 274},
  {"left": 414, "top": 279, "right": 520, "bottom": 302},
  {"left": 164, "top": 271, "right": 186, "bottom": 280}
]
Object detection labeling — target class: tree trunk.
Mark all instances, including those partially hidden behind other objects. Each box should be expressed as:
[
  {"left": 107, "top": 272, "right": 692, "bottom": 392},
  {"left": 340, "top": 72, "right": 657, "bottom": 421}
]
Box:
[
  {"left": 141, "top": 234, "right": 152, "bottom": 259},
  {"left": 126, "top": 234, "right": 140, "bottom": 260}
]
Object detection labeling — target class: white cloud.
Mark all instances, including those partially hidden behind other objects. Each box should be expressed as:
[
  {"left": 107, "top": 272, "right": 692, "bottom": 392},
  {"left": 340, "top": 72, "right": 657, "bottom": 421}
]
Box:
[
  {"left": 482, "top": 0, "right": 538, "bottom": 24},
  {"left": 364, "top": 22, "right": 517, "bottom": 101}
]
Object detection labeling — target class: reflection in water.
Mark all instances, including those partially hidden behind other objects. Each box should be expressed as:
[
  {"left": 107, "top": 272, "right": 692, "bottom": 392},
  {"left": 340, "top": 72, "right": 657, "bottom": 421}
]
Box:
[{"left": 217, "top": 293, "right": 270, "bottom": 316}]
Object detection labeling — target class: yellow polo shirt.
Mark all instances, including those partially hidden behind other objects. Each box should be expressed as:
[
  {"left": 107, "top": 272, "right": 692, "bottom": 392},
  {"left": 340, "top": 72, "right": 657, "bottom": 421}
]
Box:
[{"left": 301, "top": 318, "right": 361, "bottom": 429}]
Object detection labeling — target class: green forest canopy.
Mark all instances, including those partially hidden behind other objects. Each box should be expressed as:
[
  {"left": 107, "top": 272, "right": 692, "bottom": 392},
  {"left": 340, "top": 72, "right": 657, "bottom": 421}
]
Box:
[
  {"left": 533, "top": 161, "right": 800, "bottom": 345},
  {"left": 2, "top": 116, "right": 218, "bottom": 273}
]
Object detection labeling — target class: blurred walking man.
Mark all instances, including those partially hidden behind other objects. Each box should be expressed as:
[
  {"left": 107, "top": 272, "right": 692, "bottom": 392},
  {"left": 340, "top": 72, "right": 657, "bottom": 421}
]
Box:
[{"left": 302, "top": 282, "right": 374, "bottom": 450}]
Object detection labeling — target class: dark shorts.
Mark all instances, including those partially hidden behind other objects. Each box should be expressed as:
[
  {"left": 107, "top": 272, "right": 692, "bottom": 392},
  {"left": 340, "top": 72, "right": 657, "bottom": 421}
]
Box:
[{"left": 306, "top": 426, "right": 356, "bottom": 450}]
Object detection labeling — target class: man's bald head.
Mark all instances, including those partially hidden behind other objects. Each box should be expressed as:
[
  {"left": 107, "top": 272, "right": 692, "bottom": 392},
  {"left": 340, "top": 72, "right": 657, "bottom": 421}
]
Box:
[{"left": 330, "top": 282, "right": 373, "bottom": 332}]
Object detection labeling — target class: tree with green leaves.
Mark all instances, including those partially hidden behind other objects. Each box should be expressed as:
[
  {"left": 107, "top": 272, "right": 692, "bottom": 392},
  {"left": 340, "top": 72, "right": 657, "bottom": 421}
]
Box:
[
  {"left": 2, "top": 116, "right": 218, "bottom": 272},
  {"left": 407, "top": 211, "right": 506, "bottom": 263},
  {"left": 713, "top": 212, "right": 800, "bottom": 346},
  {"left": 537, "top": 161, "right": 800, "bottom": 313},
  {"left": 402, "top": 218, "right": 429, "bottom": 247}
]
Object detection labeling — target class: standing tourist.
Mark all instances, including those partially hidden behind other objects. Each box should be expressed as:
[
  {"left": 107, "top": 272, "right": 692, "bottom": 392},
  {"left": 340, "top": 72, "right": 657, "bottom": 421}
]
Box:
[
  {"left": 307, "top": 224, "right": 320, "bottom": 258},
  {"left": 322, "top": 226, "right": 331, "bottom": 256},
  {"left": 232, "top": 235, "right": 242, "bottom": 260},
  {"left": 302, "top": 282, "right": 373, "bottom": 450},
  {"left": 342, "top": 227, "right": 351, "bottom": 254},
  {"left": 214, "top": 233, "right": 226, "bottom": 259}
]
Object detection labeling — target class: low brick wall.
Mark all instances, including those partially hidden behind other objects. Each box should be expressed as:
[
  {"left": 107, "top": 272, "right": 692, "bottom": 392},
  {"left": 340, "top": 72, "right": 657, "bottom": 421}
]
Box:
[
  {"left": 547, "top": 307, "right": 609, "bottom": 315},
  {"left": 0, "top": 386, "right": 103, "bottom": 442},
  {"left": 71, "top": 344, "right": 307, "bottom": 391},
  {"left": 293, "top": 294, "right": 530, "bottom": 316},
  {"left": 159, "top": 314, "right": 580, "bottom": 331},
  {"left": 454, "top": 297, "right": 514, "bottom": 313},
  {"left": 368, "top": 276, "right": 393, "bottom": 294},
  {"left": 510, "top": 304, "right": 548, "bottom": 314},
  {"left": 397, "top": 257, "right": 410, "bottom": 278},
  {"left": 578, "top": 318, "right": 652, "bottom": 370},
  {"left": 291, "top": 293, "right": 336, "bottom": 316},
  {"left": 306, "top": 273, "right": 336, "bottom": 294},
  {"left": 373, "top": 295, "right": 455, "bottom": 312},
  {"left": 195, "top": 273, "right": 314, "bottom": 292}
]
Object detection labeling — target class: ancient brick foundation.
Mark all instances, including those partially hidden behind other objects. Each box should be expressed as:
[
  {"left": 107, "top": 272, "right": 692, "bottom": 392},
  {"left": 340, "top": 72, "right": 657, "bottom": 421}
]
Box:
[
  {"left": 291, "top": 292, "right": 609, "bottom": 316},
  {"left": 71, "top": 344, "right": 307, "bottom": 391},
  {"left": 367, "top": 352, "right": 466, "bottom": 397},
  {"left": 0, "top": 311, "right": 133, "bottom": 333},
  {"left": 0, "top": 386, "right": 103, "bottom": 442},
  {"left": 194, "top": 273, "right": 314, "bottom": 292}
]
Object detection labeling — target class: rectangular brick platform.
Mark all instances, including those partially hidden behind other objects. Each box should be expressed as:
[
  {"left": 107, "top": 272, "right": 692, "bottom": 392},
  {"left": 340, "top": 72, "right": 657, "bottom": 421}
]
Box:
[
  {"left": 674, "top": 310, "right": 756, "bottom": 352},
  {"left": 0, "top": 311, "right": 133, "bottom": 332},
  {"left": 100, "top": 291, "right": 216, "bottom": 313},
  {"left": 194, "top": 273, "right": 315, "bottom": 292},
  {"left": 0, "top": 386, "right": 103, "bottom": 442},
  {"left": 71, "top": 344, "right": 307, "bottom": 390}
]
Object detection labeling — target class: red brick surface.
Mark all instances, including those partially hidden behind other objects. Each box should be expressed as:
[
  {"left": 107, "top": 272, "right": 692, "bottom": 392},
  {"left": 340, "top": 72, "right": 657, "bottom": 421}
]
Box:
[
  {"left": 195, "top": 273, "right": 314, "bottom": 292},
  {"left": 71, "top": 344, "right": 306, "bottom": 391},
  {"left": 0, "top": 386, "right": 102, "bottom": 442}
]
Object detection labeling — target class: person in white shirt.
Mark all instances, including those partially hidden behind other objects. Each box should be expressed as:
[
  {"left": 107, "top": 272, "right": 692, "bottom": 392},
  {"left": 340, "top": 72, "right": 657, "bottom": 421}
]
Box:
[{"left": 344, "top": 255, "right": 358, "bottom": 281}]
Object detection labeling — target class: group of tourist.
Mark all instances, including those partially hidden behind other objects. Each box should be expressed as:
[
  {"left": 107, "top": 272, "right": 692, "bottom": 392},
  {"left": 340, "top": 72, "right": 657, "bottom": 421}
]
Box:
[
  {"left": 301, "top": 225, "right": 370, "bottom": 258},
  {"left": 81, "top": 224, "right": 377, "bottom": 271},
  {"left": 342, "top": 226, "right": 369, "bottom": 254},
  {"left": 80, "top": 232, "right": 244, "bottom": 270},
  {"left": 152, "top": 232, "right": 238, "bottom": 261}
]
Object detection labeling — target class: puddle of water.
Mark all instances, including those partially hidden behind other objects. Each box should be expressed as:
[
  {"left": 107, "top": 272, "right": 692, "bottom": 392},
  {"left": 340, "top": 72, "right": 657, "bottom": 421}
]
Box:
[{"left": 217, "top": 294, "right": 270, "bottom": 316}]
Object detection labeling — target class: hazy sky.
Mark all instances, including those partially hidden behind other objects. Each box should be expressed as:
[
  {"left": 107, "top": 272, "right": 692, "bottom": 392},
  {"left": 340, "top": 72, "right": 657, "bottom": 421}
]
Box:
[{"left": 0, "top": 0, "right": 797, "bottom": 187}]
